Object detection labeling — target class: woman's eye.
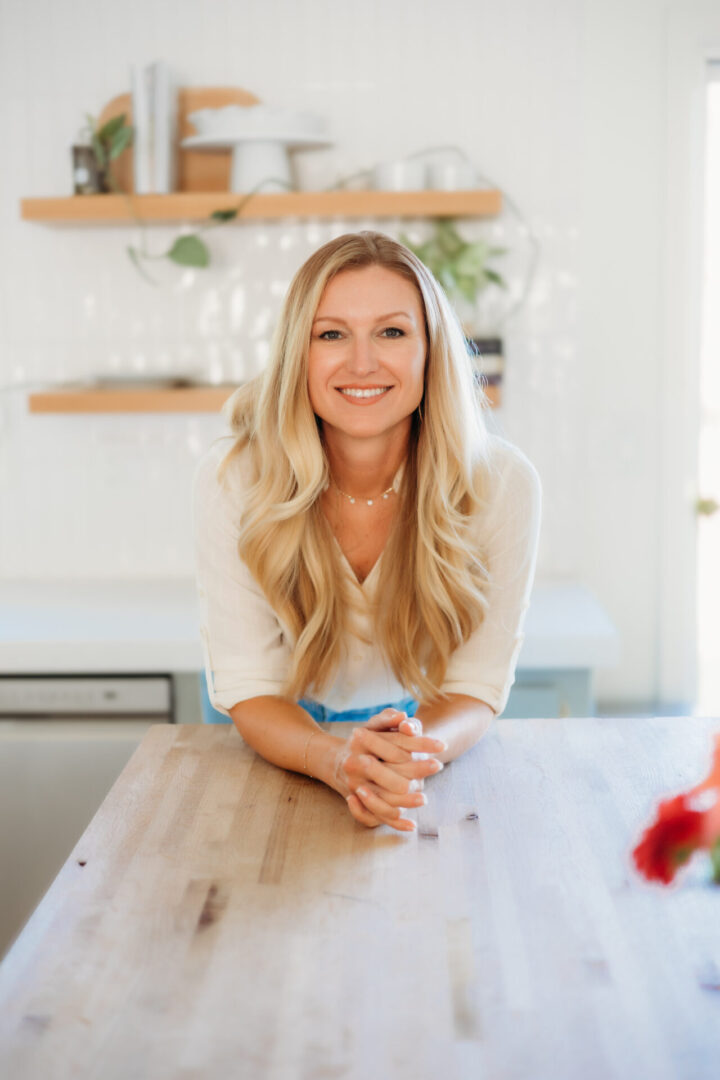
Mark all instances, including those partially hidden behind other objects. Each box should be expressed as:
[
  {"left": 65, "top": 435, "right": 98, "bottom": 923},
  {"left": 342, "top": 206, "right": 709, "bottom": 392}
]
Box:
[{"left": 315, "top": 327, "right": 404, "bottom": 340}]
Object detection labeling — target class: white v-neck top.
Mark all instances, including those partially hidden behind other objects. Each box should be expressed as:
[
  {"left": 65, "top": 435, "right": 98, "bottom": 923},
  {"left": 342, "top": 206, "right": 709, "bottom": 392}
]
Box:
[{"left": 192, "top": 434, "right": 541, "bottom": 718}]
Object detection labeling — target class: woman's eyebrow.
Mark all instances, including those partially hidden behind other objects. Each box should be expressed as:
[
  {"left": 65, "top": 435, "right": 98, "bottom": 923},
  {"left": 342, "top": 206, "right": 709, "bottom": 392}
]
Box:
[{"left": 313, "top": 311, "right": 413, "bottom": 324}]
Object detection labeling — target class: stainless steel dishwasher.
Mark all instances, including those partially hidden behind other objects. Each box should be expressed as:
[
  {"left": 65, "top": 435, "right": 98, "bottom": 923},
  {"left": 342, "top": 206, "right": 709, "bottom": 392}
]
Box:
[{"left": 0, "top": 675, "right": 173, "bottom": 960}]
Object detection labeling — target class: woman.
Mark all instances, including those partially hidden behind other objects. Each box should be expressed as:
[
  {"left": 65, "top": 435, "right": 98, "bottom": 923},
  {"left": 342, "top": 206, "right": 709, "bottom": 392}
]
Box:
[{"left": 193, "top": 230, "right": 541, "bottom": 833}]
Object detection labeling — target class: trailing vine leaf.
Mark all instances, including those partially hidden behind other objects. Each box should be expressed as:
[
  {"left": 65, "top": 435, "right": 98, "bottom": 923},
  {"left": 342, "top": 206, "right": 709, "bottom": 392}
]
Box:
[
  {"left": 210, "top": 208, "right": 238, "bottom": 222},
  {"left": 167, "top": 234, "right": 209, "bottom": 268},
  {"left": 485, "top": 269, "right": 507, "bottom": 288}
]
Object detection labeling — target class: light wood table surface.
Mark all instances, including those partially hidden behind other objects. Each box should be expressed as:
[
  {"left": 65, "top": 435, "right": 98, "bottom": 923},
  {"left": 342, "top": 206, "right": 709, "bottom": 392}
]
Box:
[{"left": 1, "top": 717, "right": 719, "bottom": 1079}]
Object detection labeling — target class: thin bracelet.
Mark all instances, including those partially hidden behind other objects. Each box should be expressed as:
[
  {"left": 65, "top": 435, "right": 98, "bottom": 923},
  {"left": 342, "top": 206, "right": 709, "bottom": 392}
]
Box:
[{"left": 302, "top": 730, "right": 319, "bottom": 776}]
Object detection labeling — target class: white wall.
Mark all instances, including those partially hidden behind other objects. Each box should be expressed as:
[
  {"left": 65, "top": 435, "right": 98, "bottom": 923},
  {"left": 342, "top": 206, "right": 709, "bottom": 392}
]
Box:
[{"left": 0, "top": 0, "right": 704, "bottom": 707}]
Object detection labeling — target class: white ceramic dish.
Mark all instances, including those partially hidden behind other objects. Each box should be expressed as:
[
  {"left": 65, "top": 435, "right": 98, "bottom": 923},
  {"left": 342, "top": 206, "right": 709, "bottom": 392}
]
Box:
[
  {"left": 181, "top": 134, "right": 332, "bottom": 193},
  {"left": 188, "top": 105, "right": 327, "bottom": 140},
  {"left": 181, "top": 133, "right": 332, "bottom": 151}
]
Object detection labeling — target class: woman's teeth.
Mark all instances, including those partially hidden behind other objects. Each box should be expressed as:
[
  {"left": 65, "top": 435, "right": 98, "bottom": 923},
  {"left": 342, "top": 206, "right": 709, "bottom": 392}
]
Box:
[{"left": 338, "top": 387, "right": 390, "bottom": 398}]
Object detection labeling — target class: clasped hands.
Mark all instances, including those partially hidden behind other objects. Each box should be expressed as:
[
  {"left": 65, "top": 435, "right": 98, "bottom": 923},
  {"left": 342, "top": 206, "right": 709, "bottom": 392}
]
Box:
[{"left": 334, "top": 708, "right": 446, "bottom": 832}]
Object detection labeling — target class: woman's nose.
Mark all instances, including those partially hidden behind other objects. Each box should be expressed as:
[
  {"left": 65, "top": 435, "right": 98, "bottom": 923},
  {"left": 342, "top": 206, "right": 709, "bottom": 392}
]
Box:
[{"left": 345, "top": 334, "right": 379, "bottom": 375}]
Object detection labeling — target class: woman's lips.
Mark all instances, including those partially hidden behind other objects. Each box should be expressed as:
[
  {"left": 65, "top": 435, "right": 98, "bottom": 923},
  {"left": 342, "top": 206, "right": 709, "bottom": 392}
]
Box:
[{"left": 336, "top": 386, "right": 392, "bottom": 402}]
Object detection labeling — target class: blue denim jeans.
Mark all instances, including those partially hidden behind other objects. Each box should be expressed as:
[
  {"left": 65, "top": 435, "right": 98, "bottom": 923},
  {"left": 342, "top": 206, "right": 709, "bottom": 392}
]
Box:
[{"left": 198, "top": 674, "right": 417, "bottom": 725}]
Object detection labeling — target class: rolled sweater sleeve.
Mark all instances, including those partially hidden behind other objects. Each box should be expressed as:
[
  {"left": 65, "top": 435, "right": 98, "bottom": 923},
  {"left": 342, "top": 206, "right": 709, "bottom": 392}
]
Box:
[
  {"left": 442, "top": 438, "right": 542, "bottom": 715},
  {"left": 192, "top": 439, "right": 292, "bottom": 716}
]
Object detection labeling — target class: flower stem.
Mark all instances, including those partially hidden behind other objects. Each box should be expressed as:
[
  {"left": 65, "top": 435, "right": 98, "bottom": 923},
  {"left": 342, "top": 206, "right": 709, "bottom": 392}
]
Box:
[{"left": 710, "top": 839, "right": 720, "bottom": 885}]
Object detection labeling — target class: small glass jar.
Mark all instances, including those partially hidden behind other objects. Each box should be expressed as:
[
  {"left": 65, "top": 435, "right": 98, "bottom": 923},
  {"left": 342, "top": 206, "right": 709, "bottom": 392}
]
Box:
[{"left": 71, "top": 144, "right": 109, "bottom": 194}]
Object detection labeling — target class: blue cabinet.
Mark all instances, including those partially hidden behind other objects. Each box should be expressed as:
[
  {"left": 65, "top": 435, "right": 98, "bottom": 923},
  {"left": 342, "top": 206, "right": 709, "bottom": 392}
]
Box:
[{"left": 503, "top": 668, "right": 593, "bottom": 719}]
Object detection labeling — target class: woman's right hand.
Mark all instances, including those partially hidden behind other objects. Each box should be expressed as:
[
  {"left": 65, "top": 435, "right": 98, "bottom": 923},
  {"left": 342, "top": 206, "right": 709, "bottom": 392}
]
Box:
[{"left": 334, "top": 709, "right": 446, "bottom": 832}]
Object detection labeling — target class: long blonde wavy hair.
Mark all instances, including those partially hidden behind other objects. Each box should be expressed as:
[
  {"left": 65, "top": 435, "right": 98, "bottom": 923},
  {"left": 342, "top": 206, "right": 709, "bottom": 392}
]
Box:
[{"left": 216, "top": 230, "right": 494, "bottom": 703}]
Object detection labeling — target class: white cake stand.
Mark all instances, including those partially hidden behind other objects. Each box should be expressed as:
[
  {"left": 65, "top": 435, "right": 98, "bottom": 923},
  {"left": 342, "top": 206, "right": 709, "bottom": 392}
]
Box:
[{"left": 181, "top": 132, "right": 332, "bottom": 193}]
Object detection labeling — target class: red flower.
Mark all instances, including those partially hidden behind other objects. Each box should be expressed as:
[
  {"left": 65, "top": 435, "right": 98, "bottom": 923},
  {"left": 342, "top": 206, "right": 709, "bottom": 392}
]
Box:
[
  {"left": 631, "top": 733, "right": 720, "bottom": 886},
  {"left": 632, "top": 793, "right": 706, "bottom": 884}
]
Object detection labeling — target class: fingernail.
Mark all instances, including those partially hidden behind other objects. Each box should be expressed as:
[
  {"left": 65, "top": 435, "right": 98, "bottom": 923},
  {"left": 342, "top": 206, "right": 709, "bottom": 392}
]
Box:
[
  {"left": 357, "top": 786, "right": 369, "bottom": 798},
  {"left": 432, "top": 760, "right": 444, "bottom": 772}
]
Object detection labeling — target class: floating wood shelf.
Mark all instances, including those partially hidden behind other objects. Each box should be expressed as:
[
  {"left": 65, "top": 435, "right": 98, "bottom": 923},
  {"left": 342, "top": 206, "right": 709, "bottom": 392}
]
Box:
[
  {"left": 23, "top": 84, "right": 502, "bottom": 223},
  {"left": 28, "top": 383, "right": 500, "bottom": 413},
  {"left": 20, "top": 188, "right": 503, "bottom": 225},
  {"left": 27, "top": 386, "right": 238, "bottom": 413}
]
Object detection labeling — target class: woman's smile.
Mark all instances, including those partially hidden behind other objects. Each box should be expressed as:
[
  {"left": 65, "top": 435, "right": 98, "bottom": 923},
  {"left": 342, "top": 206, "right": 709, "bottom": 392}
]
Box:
[{"left": 336, "top": 384, "right": 394, "bottom": 402}]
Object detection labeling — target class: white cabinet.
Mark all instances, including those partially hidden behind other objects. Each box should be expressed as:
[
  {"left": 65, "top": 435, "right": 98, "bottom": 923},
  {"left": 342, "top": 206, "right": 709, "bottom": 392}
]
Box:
[{"left": 0, "top": 720, "right": 154, "bottom": 959}]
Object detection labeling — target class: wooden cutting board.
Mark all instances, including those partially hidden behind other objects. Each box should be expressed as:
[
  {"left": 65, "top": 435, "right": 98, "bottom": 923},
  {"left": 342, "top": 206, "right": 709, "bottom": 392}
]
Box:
[{"left": 97, "top": 86, "right": 260, "bottom": 193}]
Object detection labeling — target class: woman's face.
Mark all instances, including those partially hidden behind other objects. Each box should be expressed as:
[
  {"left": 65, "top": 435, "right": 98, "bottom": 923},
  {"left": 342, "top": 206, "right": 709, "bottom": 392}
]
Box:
[{"left": 307, "top": 264, "right": 427, "bottom": 446}]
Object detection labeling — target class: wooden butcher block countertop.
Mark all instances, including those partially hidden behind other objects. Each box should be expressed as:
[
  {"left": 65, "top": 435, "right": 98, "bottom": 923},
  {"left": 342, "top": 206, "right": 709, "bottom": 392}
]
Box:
[{"left": 1, "top": 717, "right": 719, "bottom": 1080}]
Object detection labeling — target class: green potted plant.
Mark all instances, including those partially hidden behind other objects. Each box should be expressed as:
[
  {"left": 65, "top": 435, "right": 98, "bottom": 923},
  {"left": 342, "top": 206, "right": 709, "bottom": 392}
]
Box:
[
  {"left": 401, "top": 218, "right": 507, "bottom": 399},
  {"left": 79, "top": 112, "right": 134, "bottom": 194}
]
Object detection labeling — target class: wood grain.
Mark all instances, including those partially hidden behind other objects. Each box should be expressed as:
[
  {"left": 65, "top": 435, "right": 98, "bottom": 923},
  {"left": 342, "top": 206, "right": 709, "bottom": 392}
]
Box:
[
  {"left": 1, "top": 717, "right": 719, "bottom": 1079},
  {"left": 27, "top": 386, "right": 238, "bottom": 414},
  {"left": 20, "top": 188, "right": 504, "bottom": 224}
]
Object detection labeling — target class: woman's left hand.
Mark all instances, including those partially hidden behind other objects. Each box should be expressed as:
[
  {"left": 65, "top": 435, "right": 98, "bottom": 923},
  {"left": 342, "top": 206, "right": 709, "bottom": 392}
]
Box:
[{"left": 342, "top": 709, "right": 446, "bottom": 830}]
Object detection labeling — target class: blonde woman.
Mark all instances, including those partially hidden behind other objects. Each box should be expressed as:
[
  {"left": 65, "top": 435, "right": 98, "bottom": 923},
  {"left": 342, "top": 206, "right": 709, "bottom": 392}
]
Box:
[{"left": 193, "top": 231, "right": 541, "bottom": 832}]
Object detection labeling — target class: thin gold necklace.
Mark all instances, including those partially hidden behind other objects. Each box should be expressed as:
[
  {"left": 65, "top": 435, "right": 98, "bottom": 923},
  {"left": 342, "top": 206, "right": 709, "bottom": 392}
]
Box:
[{"left": 332, "top": 481, "right": 395, "bottom": 507}]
